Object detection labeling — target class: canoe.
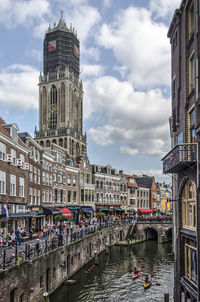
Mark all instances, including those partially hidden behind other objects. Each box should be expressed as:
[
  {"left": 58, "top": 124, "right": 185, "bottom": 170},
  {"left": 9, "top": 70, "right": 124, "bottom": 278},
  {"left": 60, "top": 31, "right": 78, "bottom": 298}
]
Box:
[{"left": 143, "top": 274, "right": 152, "bottom": 289}]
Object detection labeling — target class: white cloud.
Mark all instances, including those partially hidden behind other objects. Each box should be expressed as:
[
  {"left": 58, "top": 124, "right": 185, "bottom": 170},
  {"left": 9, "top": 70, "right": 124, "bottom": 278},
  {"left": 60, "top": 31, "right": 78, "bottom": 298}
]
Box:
[
  {"left": 150, "top": 0, "right": 180, "bottom": 19},
  {"left": 0, "top": 0, "right": 50, "bottom": 28},
  {"left": 0, "top": 64, "right": 38, "bottom": 110},
  {"left": 98, "top": 6, "right": 170, "bottom": 89},
  {"left": 65, "top": 5, "right": 101, "bottom": 48},
  {"left": 85, "top": 76, "right": 170, "bottom": 157},
  {"left": 125, "top": 169, "right": 171, "bottom": 183},
  {"left": 103, "top": 0, "right": 112, "bottom": 7},
  {"left": 82, "top": 64, "right": 104, "bottom": 78}
]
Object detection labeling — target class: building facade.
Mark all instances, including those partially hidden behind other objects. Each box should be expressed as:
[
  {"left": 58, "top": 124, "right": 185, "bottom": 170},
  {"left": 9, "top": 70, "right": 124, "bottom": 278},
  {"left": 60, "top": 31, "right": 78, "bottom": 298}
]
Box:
[
  {"left": 163, "top": 1, "right": 200, "bottom": 300},
  {"left": 0, "top": 118, "right": 29, "bottom": 232}
]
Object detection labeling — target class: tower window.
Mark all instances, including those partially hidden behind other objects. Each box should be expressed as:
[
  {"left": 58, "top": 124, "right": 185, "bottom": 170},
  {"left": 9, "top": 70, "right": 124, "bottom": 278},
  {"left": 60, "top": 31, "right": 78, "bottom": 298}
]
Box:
[{"left": 50, "top": 85, "right": 58, "bottom": 129}]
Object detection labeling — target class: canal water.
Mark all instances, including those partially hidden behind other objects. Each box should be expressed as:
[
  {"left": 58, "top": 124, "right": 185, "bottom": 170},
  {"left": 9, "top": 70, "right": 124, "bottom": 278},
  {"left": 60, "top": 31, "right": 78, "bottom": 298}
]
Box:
[{"left": 50, "top": 241, "right": 174, "bottom": 302}]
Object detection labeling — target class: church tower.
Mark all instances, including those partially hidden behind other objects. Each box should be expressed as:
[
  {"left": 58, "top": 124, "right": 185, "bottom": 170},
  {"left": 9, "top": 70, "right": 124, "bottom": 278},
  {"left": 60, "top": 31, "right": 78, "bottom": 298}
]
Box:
[{"left": 34, "top": 13, "right": 86, "bottom": 157}]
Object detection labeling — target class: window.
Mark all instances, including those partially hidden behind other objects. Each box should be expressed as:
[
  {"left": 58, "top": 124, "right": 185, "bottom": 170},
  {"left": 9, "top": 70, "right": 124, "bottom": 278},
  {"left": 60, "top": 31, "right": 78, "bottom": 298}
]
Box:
[
  {"left": 60, "top": 189, "right": 64, "bottom": 203},
  {"left": 172, "top": 78, "right": 176, "bottom": 98},
  {"left": 38, "top": 190, "right": 40, "bottom": 205},
  {"left": 189, "top": 52, "right": 195, "bottom": 93},
  {"left": 96, "top": 180, "right": 99, "bottom": 189},
  {"left": 50, "top": 85, "right": 58, "bottom": 129},
  {"left": 130, "top": 188, "right": 135, "bottom": 194},
  {"left": 19, "top": 177, "right": 25, "bottom": 197},
  {"left": 30, "top": 188, "right": 33, "bottom": 204},
  {"left": 0, "top": 142, "right": 6, "bottom": 161},
  {"left": 188, "top": 1, "right": 194, "bottom": 37},
  {"left": 29, "top": 165, "right": 33, "bottom": 182},
  {"left": 68, "top": 174, "right": 71, "bottom": 186},
  {"left": 0, "top": 171, "right": 6, "bottom": 194},
  {"left": 49, "top": 190, "right": 52, "bottom": 203},
  {"left": 185, "top": 244, "right": 197, "bottom": 283},
  {"left": 182, "top": 180, "right": 196, "bottom": 229},
  {"left": 68, "top": 190, "right": 71, "bottom": 203},
  {"left": 11, "top": 148, "right": 16, "bottom": 165},
  {"left": 130, "top": 199, "right": 135, "bottom": 206},
  {"left": 34, "top": 189, "right": 37, "bottom": 204},
  {"left": 73, "top": 191, "right": 76, "bottom": 203},
  {"left": 33, "top": 167, "right": 37, "bottom": 183},
  {"left": 10, "top": 174, "right": 16, "bottom": 196},
  {"left": 73, "top": 175, "right": 77, "bottom": 187},
  {"left": 38, "top": 169, "right": 40, "bottom": 184},
  {"left": 54, "top": 189, "right": 58, "bottom": 202},
  {"left": 87, "top": 174, "right": 90, "bottom": 184},
  {"left": 96, "top": 193, "right": 99, "bottom": 203},
  {"left": 42, "top": 172, "right": 45, "bottom": 185},
  {"left": 49, "top": 174, "right": 52, "bottom": 186},
  {"left": 42, "top": 190, "right": 45, "bottom": 203},
  {"left": 20, "top": 153, "right": 25, "bottom": 169}
]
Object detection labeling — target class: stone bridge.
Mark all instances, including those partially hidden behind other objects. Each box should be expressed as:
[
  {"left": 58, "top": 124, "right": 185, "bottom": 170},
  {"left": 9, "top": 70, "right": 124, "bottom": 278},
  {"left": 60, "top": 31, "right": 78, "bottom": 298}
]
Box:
[{"left": 129, "top": 220, "right": 172, "bottom": 243}]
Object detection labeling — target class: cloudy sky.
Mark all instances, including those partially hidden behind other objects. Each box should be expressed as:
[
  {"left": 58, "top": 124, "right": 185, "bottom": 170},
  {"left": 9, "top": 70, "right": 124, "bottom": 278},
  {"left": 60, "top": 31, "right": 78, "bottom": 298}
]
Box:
[{"left": 0, "top": 0, "right": 181, "bottom": 181}]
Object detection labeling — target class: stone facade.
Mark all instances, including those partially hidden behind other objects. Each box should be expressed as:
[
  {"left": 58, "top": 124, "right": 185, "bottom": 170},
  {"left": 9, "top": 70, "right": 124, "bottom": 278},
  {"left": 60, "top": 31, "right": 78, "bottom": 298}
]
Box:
[
  {"left": 0, "top": 225, "right": 129, "bottom": 302},
  {"left": 92, "top": 165, "right": 127, "bottom": 212}
]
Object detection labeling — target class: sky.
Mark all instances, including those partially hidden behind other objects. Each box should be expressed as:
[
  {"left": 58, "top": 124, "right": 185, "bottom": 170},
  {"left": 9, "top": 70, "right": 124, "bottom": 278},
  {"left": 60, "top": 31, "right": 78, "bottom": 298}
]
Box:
[{"left": 0, "top": 0, "right": 181, "bottom": 182}]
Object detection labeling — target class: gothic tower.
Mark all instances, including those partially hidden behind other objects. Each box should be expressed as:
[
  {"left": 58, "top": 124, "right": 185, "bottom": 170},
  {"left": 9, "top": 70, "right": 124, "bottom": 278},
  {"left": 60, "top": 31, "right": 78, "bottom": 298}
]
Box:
[{"left": 34, "top": 13, "right": 86, "bottom": 157}]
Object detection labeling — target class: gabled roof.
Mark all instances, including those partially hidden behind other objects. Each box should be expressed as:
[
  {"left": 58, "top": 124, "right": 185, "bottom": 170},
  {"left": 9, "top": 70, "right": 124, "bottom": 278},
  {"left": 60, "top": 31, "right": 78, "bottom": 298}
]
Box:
[
  {"left": 135, "top": 177, "right": 154, "bottom": 189},
  {"left": 123, "top": 174, "right": 138, "bottom": 188},
  {"left": 0, "top": 117, "right": 6, "bottom": 125}
]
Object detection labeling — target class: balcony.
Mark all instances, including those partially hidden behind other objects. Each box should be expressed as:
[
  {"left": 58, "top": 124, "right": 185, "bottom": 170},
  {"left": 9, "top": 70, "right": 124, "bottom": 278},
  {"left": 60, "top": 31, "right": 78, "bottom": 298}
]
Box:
[{"left": 162, "top": 143, "right": 197, "bottom": 174}]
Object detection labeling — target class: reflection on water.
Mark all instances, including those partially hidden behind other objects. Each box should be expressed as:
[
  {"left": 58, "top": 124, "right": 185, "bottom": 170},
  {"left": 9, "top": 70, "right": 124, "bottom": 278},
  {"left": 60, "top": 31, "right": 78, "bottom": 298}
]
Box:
[{"left": 50, "top": 241, "right": 174, "bottom": 302}]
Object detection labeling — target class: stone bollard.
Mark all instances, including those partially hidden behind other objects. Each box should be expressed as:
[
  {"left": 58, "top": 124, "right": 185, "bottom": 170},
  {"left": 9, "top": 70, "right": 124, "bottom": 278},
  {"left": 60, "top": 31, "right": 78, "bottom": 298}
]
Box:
[
  {"left": 94, "top": 250, "right": 99, "bottom": 265},
  {"left": 164, "top": 293, "right": 169, "bottom": 302}
]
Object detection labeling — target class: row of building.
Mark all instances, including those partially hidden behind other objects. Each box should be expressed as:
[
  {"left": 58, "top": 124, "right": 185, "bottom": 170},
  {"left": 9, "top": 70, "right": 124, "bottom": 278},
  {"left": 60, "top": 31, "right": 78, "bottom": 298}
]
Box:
[{"left": 0, "top": 116, "right": 171, "bottom": 233}]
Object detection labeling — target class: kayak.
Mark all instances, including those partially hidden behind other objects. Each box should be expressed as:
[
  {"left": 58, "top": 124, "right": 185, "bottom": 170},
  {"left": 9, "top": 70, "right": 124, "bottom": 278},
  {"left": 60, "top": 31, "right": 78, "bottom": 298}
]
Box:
[
  {"left": 132, "top": 272, "right": 141, "bottom": 280},
  {"left": 143, "top": 274, "right": 152, "bottom": 289},
  {"left": 132, "top": 268, "right": 141, "bottom": 280}
]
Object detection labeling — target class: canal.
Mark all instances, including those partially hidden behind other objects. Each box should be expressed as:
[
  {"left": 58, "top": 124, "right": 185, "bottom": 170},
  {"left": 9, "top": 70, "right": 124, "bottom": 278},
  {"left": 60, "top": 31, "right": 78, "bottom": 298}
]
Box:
[{"left": 50, "top": 241, "right": 174, "bottom": 302}]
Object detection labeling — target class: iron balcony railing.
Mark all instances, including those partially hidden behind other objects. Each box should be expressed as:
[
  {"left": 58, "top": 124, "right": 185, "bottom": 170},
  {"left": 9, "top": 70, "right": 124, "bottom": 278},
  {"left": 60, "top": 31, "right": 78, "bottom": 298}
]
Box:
[{"left": 162, "top": 143, "right": 197, "bottom": 174}]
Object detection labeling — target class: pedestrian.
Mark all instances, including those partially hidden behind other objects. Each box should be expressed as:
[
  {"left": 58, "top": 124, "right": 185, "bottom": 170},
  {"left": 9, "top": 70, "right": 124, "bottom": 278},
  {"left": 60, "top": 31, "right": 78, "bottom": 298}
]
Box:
[
  {"left": 15, "top": 228, "right": 21, "bottom": 246},
  {"left": 11, "top": 231, "right": 16, "bottom": 247}
]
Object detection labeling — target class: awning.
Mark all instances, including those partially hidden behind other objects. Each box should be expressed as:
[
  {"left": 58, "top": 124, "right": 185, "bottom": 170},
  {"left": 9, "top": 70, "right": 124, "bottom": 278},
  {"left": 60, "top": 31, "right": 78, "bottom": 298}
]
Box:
[
  {"left": 138, "top": 209, "right": 153, "bottom": 214},
  {"left": 42, "top": 207, "right": 60, "bottom": 215},
  {"left": 81, "top": 207, "right": 95, "bottom": 213},
  {"left": 9, "top": 213, "right": 32, "bottom": 218},
  {"left": 67, "top": 206, "right": 80, "bottom": 211},
  {"left": 57, "top": 208, "right": 72, "bottom": 217},
  {"left": 114, "top": 208, "right": 125, "bottom": 212},
  {"left": 98, "top": 208, "right": 112, "bottom": 212}
]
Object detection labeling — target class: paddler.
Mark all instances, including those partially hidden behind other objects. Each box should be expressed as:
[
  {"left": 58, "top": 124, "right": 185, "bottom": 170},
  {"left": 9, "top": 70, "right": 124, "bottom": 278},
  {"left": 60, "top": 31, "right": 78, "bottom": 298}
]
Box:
[
  {"left": 145, "top": 275, "right": 150, "bottom": 283},
  {"left": 133, "top": 267, "right": 139, "bottom": 275}
]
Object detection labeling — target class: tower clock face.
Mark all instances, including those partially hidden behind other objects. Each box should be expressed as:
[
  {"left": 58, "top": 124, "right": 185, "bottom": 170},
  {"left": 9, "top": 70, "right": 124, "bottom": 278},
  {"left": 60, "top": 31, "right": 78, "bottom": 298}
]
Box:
[{"left": 48, "top": 40, "right": 56, "bottom": 52}]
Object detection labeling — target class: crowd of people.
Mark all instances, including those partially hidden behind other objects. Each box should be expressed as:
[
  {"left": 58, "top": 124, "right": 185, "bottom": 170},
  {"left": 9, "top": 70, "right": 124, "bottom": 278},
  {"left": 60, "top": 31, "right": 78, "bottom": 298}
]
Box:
[{"left": 0, "top": 214, "right": 172, "bottom": 249}]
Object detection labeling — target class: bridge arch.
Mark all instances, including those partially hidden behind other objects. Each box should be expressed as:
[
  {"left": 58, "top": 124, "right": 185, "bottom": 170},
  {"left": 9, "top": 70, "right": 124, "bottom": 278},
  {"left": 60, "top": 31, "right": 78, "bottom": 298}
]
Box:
[
  {"left": 144, "top": 227, "right": 158, "bottom": 240},
  {"left": 165, "top": 227, "right": 172, "bottom": 241}
]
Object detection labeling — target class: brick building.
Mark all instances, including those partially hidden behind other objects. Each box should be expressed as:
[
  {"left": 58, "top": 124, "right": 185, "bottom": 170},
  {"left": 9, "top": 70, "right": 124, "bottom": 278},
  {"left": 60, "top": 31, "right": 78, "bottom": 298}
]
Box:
[
  {"left": 135, "top": 177, "right": 157, "bottom": 213},
  {"left": 162, "top": 0, "right": 200, "bottom": 300},
  {"left": 0, "top": 118, "right": 29, "bottom": 232}
]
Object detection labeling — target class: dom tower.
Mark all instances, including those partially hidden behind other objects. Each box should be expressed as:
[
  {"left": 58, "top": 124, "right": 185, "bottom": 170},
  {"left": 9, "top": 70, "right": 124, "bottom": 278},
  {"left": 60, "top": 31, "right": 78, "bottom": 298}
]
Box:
[{"left": 34, "top": 13, "right": 86, "bottom": 157}]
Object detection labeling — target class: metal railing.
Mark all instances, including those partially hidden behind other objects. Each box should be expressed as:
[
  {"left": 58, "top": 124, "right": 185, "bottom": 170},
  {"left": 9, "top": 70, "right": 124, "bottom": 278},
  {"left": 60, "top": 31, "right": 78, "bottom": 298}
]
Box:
[
  {"left": 162, "top": 143, "right": 197, "bottom": 174},
  {"left": 0, "top": 219, "right": 131, "bottom": 270}
]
